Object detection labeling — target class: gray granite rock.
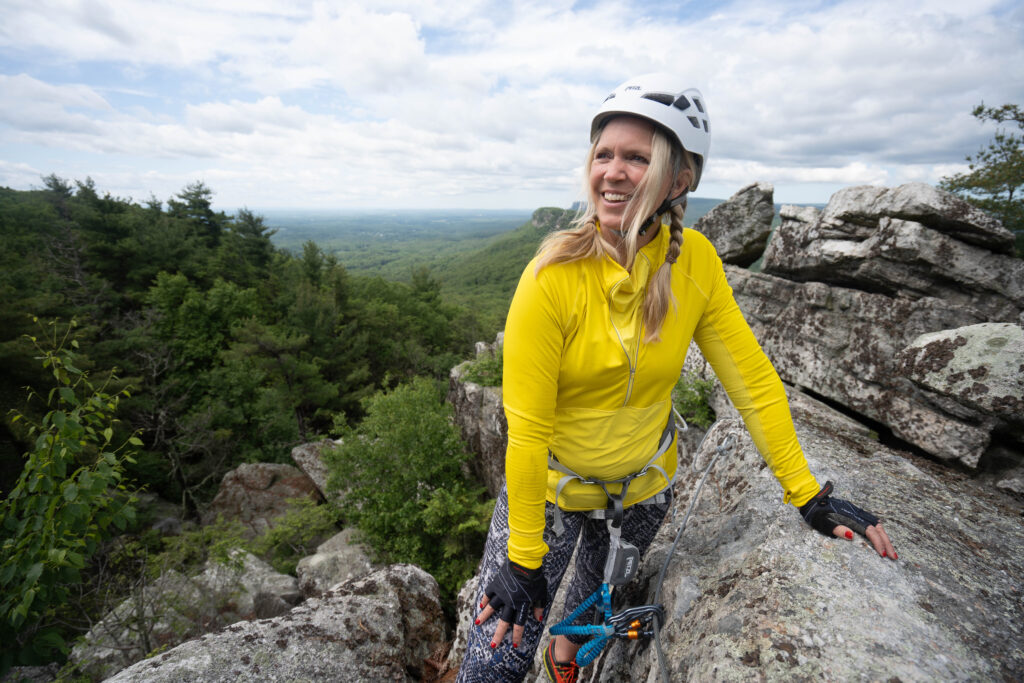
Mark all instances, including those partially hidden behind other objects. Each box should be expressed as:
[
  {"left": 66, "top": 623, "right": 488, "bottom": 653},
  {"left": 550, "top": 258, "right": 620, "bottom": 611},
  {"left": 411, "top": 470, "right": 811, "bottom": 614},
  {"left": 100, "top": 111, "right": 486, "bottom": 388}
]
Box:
[
  {"left": 693, "top": 182, "right": 775, "bottom": 266},
  {"left": 71, "top": 551, "right": 300, "bottom": 681},
  {"left": 897, "top": 323, "right": 1024, "bottom": 425},
  {"left": 448, "top": 361, "right": 507, "bottom": 499},
  {"left": 724, "top": 265, "right": 997, "bottom": 468},
  {"left": 763, "top": 212, "right": 1024, "bottom": 322},
  {"left": 104, "top": 564, "right": 446, "bottom": 683},
  {"left": 818, "top": 182, "right": 1014, "bottom": 253},
  {"left": 295, "top": 528, "right": 378, "bottom": 598},
  {"left": 289, "top": 439, "right": 338, "bottom": 500},
  {"left": 585, "top": 417, "right": 1023, "bottom": 682}
]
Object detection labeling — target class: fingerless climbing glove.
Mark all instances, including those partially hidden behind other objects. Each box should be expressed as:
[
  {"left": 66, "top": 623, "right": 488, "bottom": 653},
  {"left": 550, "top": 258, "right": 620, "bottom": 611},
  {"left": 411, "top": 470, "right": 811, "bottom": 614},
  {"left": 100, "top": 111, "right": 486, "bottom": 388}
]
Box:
[
  {"left": 483, "top": 558, "right": 547, "bottom": 626},
  {"left": 799, "top": 480, "right": 880, "bottom": 537}
]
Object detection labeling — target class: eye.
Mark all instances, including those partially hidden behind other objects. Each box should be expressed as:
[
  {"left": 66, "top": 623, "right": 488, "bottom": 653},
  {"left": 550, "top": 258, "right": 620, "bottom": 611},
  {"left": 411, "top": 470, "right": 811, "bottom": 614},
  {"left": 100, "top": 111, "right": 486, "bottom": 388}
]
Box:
[
  {"left": 629, "top": 154, "right": 649, "bottom": 164},
  {"left": 595, "top": 150, "right": 613, "bottom": 160}
]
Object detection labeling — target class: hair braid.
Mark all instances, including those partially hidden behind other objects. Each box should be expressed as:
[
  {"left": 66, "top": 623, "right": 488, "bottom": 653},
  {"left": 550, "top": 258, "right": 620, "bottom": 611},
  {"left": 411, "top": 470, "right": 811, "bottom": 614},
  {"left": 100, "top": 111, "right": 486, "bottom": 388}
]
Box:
[{"left": 642, "top": 203, "right": 686, "bottom": 342}]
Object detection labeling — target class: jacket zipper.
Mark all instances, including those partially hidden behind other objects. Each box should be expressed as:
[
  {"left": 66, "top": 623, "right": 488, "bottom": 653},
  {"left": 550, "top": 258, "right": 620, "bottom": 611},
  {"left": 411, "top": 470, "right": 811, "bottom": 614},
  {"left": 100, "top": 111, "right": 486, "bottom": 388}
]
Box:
[{"left": 609, "top": 252, "right": 649, "bottom": 407}]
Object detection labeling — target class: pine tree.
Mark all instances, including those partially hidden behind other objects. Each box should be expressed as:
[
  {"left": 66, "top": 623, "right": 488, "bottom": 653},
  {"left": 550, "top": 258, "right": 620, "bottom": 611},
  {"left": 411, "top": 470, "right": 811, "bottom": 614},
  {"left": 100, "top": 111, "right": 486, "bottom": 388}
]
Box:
[{"left": 940, "top": 103, "right": 1024, "bottom": 256}]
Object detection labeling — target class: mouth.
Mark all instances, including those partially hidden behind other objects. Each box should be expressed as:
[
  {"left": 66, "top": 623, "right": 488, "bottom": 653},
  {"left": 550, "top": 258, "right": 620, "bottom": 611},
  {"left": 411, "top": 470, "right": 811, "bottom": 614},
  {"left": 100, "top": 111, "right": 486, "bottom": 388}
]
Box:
[{"left": 602, "top": 191, "right": 632, "bottom": 203}]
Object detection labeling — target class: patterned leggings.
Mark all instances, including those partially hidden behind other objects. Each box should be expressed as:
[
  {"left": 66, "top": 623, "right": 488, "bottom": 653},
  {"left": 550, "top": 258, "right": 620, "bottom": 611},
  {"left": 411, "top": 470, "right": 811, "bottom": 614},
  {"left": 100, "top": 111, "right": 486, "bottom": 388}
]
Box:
[{"left": 456, "top": 485, "right": 671, "bottom": 683}]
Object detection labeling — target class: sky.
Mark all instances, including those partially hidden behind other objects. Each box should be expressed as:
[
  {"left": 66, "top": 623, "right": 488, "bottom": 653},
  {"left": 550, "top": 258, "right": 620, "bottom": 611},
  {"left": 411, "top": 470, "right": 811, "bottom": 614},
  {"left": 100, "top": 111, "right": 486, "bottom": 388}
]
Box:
[{"left": 1, "top": 0, "right": 1023, "bottom": 212}]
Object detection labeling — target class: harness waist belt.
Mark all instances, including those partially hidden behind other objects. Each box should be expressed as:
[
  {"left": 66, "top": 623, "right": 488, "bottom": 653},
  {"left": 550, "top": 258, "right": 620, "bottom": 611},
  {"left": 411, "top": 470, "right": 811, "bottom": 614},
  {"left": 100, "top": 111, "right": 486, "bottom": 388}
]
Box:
[{"left": 548, "top": 411, "right": 678, "bottom": 535}]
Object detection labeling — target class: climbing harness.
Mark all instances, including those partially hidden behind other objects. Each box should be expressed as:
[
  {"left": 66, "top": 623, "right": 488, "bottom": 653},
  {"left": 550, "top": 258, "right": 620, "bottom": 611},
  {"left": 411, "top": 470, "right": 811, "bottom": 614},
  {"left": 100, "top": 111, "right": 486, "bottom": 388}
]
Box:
[{"left": 548, "top": 420, "right": 737, "bottom": 678}]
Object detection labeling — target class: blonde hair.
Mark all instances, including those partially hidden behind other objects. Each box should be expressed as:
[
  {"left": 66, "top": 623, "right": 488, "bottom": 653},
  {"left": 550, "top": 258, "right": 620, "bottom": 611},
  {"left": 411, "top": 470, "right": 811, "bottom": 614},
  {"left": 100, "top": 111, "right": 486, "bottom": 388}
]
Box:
[{"left": 535, "top": 116, "right": 699, "bottom": 342}]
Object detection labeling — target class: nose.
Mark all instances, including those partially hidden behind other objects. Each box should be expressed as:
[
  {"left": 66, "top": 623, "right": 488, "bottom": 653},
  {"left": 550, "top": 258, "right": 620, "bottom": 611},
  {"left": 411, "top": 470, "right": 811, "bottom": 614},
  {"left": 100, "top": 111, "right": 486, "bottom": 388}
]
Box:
[{"left": 605, "top": 157, "right": 627, "bottom": 180}]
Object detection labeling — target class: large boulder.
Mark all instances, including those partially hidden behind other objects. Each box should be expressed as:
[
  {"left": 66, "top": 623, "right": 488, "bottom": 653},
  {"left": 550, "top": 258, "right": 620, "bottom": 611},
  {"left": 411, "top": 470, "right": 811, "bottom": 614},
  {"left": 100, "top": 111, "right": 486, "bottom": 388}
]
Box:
[
  {"left": 692, "top": 182, "right": 775, "bottom": 266},
  {"left": 104, "top": 565, "right": 447, "bottom": 683},
  {"left": 290, "top": 439, "right": 338, "bottom": 500},
  {"left": 816, "top": 182, "right": 1014, "bottom": 253},
  {"left": 896, "top": 322, "right": 1024, "bottom": 426},
  {"left": 763, "top": 209, "right": 1024, "bottom": 322},
  {"left": 70, "top": 551, "right": 301, "bottom": 681},
  {"left": 295, "top": 528, "right": 378, "bottom": 598},
  {"left": 722, "top": 265, "right": 1001, "bottom": 468},
  {"left": 202, "top": 463, "right": 322, "bottom": 536}
]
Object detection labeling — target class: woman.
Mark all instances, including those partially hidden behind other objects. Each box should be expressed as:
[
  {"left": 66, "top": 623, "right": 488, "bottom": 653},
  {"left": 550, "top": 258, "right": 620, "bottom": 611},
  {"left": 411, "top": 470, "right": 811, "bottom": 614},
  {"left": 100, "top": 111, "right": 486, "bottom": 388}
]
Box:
[{"left": 458, "top": 73, "right": 896, "bottom": 683}]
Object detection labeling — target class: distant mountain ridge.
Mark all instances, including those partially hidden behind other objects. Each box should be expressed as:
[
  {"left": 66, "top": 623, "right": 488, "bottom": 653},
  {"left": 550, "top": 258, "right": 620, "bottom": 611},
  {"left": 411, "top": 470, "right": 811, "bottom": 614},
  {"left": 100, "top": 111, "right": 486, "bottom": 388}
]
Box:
[{"left": 259, "top": 198, "right": 821, "bottom": 332}]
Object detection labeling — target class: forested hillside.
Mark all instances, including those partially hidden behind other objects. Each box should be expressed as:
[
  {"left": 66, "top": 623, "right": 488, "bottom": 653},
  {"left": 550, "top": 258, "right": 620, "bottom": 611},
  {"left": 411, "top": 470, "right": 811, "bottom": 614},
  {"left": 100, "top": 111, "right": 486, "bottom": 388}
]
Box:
[{"left": 0, "top": 177, "right": 487, "bottom": 506}]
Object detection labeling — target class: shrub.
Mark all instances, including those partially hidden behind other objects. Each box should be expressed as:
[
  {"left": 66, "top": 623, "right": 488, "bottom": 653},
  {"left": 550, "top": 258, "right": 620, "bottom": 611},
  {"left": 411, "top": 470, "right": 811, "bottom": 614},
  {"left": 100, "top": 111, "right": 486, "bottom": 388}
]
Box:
[
  {"left": 324, "top": 377, "right": 491, "bottom": 606},
  {"left": 0, "top": 320, "right": 139, "bottom": 672},
  {"left": 460, "top": 347, "right": 502, "bottom": 387},
  {"left": 672, "top": 370, "right": 716, "bottom": 430},
  {"left": 248, "top": 497, "right": 341, "bottom": 574}
]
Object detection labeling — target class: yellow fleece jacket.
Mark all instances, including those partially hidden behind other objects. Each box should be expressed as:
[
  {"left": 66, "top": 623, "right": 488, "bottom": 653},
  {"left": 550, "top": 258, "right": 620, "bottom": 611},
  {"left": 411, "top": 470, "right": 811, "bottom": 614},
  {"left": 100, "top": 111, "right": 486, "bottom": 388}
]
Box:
[{"left": 502, "top": 223, "right": 820, "bottom": 569}]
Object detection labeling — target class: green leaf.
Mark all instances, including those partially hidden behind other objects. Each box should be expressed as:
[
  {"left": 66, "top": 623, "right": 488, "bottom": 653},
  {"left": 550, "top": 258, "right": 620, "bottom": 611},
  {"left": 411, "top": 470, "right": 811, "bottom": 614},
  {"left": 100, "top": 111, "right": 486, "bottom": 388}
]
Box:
[
  {"left": 103, "top": 427, "right": 113, "bottom": 442},
  {"left": 25, "top": 562, "right": 43, "bottom": 585},
  {"left": 63, "top": 483, "right": 78, "bottom": 502},
  {"left": 128, "top": 436, "right": 143, "bottom": 446}
]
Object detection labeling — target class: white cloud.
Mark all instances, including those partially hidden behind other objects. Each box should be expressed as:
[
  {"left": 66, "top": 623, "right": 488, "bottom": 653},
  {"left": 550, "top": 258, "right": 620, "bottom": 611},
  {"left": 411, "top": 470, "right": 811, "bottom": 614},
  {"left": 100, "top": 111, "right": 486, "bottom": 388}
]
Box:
[{"left": 0, "top": 0, "right": 1022, "bottom": 208}]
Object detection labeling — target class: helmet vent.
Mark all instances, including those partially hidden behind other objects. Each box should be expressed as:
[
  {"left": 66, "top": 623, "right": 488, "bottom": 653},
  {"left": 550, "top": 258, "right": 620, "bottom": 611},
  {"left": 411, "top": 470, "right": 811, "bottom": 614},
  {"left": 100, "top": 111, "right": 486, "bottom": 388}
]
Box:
[
  {"left": 687, "top": 116, "right": 700, "bottom": 129},
  {"left": 694, "top": 98, "right": 705, "bottom": 114},
  {"left": 642, "top": 92, "right": 674, "bottom": 106},
  {"left": 672, "top": 95, "right": 691, "bottom": 111},
  {"left": 703, "top": 120, "right": 709, "bottom": 132},
  {"left": 603, "top": 93, "right": 616, "bottom": 102}
]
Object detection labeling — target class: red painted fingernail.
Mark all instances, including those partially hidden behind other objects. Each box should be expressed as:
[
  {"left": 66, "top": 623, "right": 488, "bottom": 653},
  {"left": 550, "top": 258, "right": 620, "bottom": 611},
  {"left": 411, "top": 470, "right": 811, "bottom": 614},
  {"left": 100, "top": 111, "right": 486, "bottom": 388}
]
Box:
[
  {"left": 882, "top": 551, "right": 887, "bottom": 558},
  {"left": 479, "top": 601, "right": 485, "bottom": 609},
  {"left": 845, "top": 531, "right": 853, "bottom": 540},
  {"left": 474, "top": 619, "right": 480, "bottom": 625},
  {"left": 489, "top": 642, "right": 497, "bottom": 649},
  {"left": 512, "top": 642, "right": 518, "bottom": 649},
  {"left": 893, "top": 552, "right": 898, "bottom": 560}
]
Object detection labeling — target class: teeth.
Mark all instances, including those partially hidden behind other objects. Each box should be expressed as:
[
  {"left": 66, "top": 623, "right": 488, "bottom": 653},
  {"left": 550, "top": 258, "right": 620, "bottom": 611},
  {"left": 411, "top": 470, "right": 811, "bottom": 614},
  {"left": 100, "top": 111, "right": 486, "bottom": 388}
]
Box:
[{"left": 604, "top": 192, "right": 630, "bottom": 202}]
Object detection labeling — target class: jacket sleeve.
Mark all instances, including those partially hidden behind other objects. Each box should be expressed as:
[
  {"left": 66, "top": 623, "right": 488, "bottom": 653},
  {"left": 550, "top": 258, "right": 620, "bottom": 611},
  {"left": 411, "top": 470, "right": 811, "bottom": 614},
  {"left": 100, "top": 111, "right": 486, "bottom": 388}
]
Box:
[
  {"left": 501, "top": 261, "right": 565, "bottom": 568},
  {"left": 691, "top": 245, "right": 820, "bottom": 507}
]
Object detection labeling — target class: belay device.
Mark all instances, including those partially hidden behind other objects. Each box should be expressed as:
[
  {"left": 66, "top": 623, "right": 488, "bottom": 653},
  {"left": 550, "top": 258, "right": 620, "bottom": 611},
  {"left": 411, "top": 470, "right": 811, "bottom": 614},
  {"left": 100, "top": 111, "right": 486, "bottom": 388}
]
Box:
[{"left": 548, "top": 426, "right": 737, "bottom": 674}]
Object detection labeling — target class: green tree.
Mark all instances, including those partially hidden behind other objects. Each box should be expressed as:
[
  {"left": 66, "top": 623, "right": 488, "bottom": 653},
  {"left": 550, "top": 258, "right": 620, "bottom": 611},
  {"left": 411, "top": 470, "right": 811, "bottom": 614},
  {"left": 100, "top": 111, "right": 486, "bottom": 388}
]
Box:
[
  {"left": 166, "top": 181, "right": 230, "bottom": 249},
  {"left": 940, "top": 103, "right": 1024, "bottom": 256},
  {"left": 0, "top": 321, "right": 138, "bottom": 671}
]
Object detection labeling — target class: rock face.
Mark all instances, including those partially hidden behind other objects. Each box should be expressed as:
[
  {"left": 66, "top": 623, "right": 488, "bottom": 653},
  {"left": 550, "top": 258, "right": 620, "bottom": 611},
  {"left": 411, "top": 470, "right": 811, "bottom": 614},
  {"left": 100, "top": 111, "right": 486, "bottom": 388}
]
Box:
[
  {"left": 70, "top": 551, "right": 301, "bottom": 681},
  {"left": 763, "top": 204, "right": 1023, "bottom": 322},
  {"left": 580, "top": 416, "right": 1024, "bottom": 682},
  {"left": 448, "top": 336, "right": 508, "bottom": 499},
  {"left": 723, "top": 266, "right": 1005, "bottom": 468},
  {"left": 734, "top": 182, "right": 1024, "bottom": 472},
  {"left": 693, "top": 181, "right": 775, "bottom": 266},
  {"left": 202, "top": 463, "right": 322, "bottom": 536},
  {"left": 104, "top": 564, "right": 447, "bottom": 683}
]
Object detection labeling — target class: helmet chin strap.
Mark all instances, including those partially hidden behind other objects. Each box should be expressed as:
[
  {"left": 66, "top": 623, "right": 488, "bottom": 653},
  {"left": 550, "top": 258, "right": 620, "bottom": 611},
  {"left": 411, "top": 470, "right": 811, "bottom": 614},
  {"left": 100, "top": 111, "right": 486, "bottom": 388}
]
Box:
[{"left": 638, "top": 189, "right": 688, "bottom": 236}]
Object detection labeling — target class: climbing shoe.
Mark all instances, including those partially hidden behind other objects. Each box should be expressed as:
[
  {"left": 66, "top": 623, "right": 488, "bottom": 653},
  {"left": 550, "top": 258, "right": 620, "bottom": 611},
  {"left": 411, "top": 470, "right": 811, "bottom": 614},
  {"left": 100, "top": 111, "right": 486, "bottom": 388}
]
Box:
[{"left": 543, "top": 640, "right": 580, "bottom": 683}]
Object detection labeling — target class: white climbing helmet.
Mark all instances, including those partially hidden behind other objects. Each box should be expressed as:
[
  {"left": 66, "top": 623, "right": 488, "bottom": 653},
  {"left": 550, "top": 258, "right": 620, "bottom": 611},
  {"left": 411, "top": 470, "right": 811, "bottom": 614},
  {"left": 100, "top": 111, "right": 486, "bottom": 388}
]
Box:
[{"left": 591, "top": 73, "right": 711, "bottom": 189}]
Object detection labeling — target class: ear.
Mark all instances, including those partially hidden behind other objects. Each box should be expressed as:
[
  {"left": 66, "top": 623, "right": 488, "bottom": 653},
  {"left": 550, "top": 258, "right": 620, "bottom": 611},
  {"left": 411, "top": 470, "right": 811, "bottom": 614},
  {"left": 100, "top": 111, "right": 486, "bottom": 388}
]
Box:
[{"left": 671, "top": 168, "right": 694, "bottom": 196}]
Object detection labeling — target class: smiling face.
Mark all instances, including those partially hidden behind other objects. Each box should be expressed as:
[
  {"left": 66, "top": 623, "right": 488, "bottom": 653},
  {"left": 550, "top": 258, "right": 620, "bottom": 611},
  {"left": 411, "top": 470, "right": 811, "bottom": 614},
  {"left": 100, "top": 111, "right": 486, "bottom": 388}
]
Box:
[{"left": 589, "top": 116, "right": 659, "bottom": 233}]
